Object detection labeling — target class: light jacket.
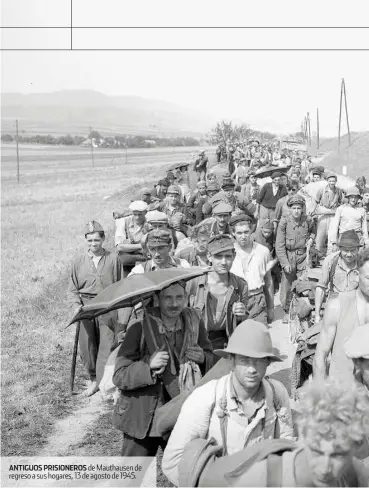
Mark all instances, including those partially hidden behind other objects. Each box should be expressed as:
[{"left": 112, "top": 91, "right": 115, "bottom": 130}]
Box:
[{"left": 162, "top": 373, "right": 294, "bottom": 486}]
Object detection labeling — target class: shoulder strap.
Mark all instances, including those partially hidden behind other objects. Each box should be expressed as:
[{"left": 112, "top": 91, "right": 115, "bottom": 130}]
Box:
[
  {"left": 143, "top": 260, "right": 152, "bottom": 272},
  {"left": 267, "top": 454, "right": 283, "bottom": 487},
  {"left": 328, "top": 254, "right": 340, "bottom": 289}
]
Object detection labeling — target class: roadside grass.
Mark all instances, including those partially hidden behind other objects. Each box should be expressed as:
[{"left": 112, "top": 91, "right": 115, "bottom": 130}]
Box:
[{"left": 0, "top": 153, "right": 178, "bottom": 456}]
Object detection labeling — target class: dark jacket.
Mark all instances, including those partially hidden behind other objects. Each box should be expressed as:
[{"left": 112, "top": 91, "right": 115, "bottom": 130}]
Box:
[
  {"left": 257, "top": 183, "right": 288, "bottom": 210},
  {"left": 112, "top": 307, "right": 213, "bottom": 439}
]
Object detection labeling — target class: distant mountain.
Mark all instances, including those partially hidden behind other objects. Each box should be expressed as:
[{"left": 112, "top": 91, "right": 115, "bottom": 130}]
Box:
[{"left": 1, "top": 90, "right": 217, "bottom": 137}]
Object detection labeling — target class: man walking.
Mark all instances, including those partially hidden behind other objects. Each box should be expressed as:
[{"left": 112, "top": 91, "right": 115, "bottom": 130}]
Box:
[
  {"left": 112, "top": 282, "right": 213, "bottom": 456},
  {"left": 314, "top": 230, "right": 360, "bottom": 325},
  {"left": 256, "top": 172, "right": 288, "bottom": 227},
  {"left": 194, "top": 150, "right": 209, "bottom": 182},
  {"left": 276, "top": 195, "right": 315, "bottom": 323},
  {"left": 186, "top": 234, "right": 248, "bottom": 355},
  {"left": 314, "top": 248, "right": 369, "bottom": 383},
  {"left": 68, "top": 221, "right": 122, "bottom": 397},
  {"left": 230, "top": 215, "right": 274, "bottom": 324}
]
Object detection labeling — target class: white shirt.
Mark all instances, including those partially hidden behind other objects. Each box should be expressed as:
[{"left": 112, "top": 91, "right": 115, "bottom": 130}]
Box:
[
  {"left": 231, "top": 241, "right": 272, "bottom": 291},
  {"left": 129, "top": 257, "right": 191, "bottom": 275}
]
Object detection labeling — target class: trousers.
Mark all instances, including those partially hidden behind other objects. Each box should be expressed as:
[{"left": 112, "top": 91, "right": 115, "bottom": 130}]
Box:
[
  {"left": 315, "top": 214, "right": 334, "bottom": 253},
  {"left": 247, "top": 291, "right": 267, "bottom": 325},
  {"left": 259, "top": 206, "right": 276, "bottom": 228},
  {"left": 196, "top": 170, "right": 206, "bottom": 182},
  {"left": 280, "top": 251, "right": 307, "bottom": 313},
  {"left": 78, "top": 303, "right": 116, "bottom": 385},
  {"left": 121, "top": 434, "right": 167, "bottom": 457}
]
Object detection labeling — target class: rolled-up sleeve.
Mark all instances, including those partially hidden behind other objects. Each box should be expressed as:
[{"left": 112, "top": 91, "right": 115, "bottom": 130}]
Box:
[
  {"left": 316, "top": 253, "right": 335, "bottom": 290},
  {"left": 115, "top": 217, "right": 129, "bottom": 246},
  {"left": 162, "top": 381, "right": 216, "bottom": 486}
]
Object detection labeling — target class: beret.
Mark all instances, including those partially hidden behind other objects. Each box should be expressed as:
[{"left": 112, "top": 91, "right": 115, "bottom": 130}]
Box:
[
  {"left": 271, "top": 172, "right": 282, "bottom": 178},
  {"left": 208, "top": 234, "right": 235, "bottom": 255},
  {"left": 229, "top": 214, "right": 256, "bottom": 227}
]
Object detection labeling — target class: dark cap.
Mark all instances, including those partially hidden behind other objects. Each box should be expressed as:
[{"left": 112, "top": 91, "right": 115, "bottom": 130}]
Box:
[
  {"left": 147, "top": 229, "right": 172, "bottom": 247},
  {"left": 221, "top": 178, "right": 236, "bottom": 189},
  {"left": 229, "top": 214, "right": 256, "bottom": 227},
  {"left": 85, "top": 220, "right": 104, "bottom": 235},
  {"left": 287, "top": 195, "right": 305, "bottom": 207},
  {"left": 271, "top": 172, "right": 282, "bottom": 179},
  {"left": 208, "top": 234, "right": 235, "bottom": 255}
]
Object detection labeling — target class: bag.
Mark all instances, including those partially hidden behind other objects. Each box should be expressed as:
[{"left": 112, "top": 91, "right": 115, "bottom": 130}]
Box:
[{"left": 99, "top": 346, "right": 120, "bottom": 398}]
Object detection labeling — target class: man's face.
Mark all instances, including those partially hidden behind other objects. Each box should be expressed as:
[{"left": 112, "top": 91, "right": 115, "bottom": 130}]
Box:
[
  {"left": 327, "top": 178, "right": 337, "bottom": 189},
  {"left": 288, "top": 187, "right": 298, "bottom": 197},
  {"left": 161, "top": 187, "right": 168, "bottom": 196},
  {"left": 249, "top": 175, "right": 256, "bottom": 185},
  {"left": 132, "top": 211, "right": 146, "bottom": 225},
  {"left": 357, "top": 180, "right": 365, "bottom": 191},
  {"left": 209, "top": 249, "right": 235, "bottom": 274},
  {"left": 290, "top": 173, "right": 299, "bottom": 181},
  {"left": 207, "top": 173, "right": 216, "bottom": 182},
  {"left": 215, "top": 213, "right": 231, "bottom": 229},
  {"left": 280, "top": 175, "right": 288, "bottom": 186},
  {"left": 167, "top": 193, "right": 179, "bottom": 205},
  {"left": 232, "top": 354, "right": 269, "bottom": 390},
  {"left": 291, "top": 204, "right": 303, "bottom": 219},
  {"left": 348, "top": 195, "right": 359, "bottom": 207},
  {"left": 304, "top": 435, "right": 353, "bottom": 487},
  {"left": 194, "top": 234, "right": 210, "bottom": 255},
  {"left": 147, "top": 244, "right": 170, "bottom": 265},
  {"left": 207, "top": 190, "right": 218, "bottom": 198},
  {"left": 86, "top": 232, "right": 104, "bottom": 253},
  {"left": 159, "top": 283, "right": 186, "bottom": 319},
  {"left": 199, "top": 187, "right": 207, "bottom": 196},
  {"left": 313, "top": 174, "right": 321, "bottom": 182},
  {"left": 261, "top": 227, "right": 273, "bottom": 239},
  {"left": 358, "top": 261, "right": 369, "bottom": 296},
  {"left": 353, "top": 358, "right": 369, "bottom": 388},
  {"left": 233, "top": 222, "right": 254, "bottom": 247},
  {"left": 339, "top": 246, "right": 359, "bottom": 265},
  {"left": 223, "top": 188, "right": 234, "bottom": 198},
  {"left": 272, "top": 176, "right": 281, "bottom": 187},
  {"left": 142, "top": 193, "right": 151, "bottom": 203}
]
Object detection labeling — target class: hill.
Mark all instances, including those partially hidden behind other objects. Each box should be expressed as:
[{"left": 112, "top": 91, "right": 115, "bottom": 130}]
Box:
[
  {"left": 1, "top": 90, "right": 217, "bottom": 137},
  {"left": 319, "top": 131, "right": 369, "bottom": 180}
]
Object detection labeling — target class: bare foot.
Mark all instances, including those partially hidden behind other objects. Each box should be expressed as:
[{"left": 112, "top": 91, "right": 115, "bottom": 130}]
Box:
[{"left": 81, "top": 380, "right": 99, "bottom": 397}]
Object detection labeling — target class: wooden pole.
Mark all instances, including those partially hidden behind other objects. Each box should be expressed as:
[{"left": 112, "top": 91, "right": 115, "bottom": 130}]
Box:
[
  {"left": 342, "top": 79, "right": 351, "bottom": 146},
  {"left": 15, "top": 120, "right": 20, "bottom": 183},
  {"left": 338, "top": 79, "right": 344, "bottom": 153},
  {"left": 307, "top": 112, "right": 311, "bottom": 146},
  {"left": 316, "top": 108, "right": 320, "bottom": 150},
  {"left": 89, "top": 126, "right": 95, "bottom": 168}
]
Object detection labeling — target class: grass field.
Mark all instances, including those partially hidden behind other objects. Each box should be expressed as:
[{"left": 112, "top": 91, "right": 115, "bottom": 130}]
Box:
[{"left": 1, "top": 143, "right": 215, "bottom": 456}]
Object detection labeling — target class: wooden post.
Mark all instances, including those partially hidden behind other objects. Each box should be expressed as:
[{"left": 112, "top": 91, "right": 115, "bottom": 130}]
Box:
[
  {"left": 342, "top": 79, "right": 351, "bottom": 146},
  {"left": 338, "top": 79, "right": 344, "bottom": 153},
  {"left": 89, "top": 126, "right": 95, "bottom": 168},
  {"left": 316, "top": 108, "right": 320, "bottom": 150},
  {"left": 15, "top": 120, "right": 20, "bottom": 183}
]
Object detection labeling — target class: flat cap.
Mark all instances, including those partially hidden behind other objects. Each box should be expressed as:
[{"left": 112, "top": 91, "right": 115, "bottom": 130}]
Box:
[
  {"left": 343, "top": 326, "right": 369, "bottom": 359},
  {"left": 208, "top": 234, "right": 235, "bottom": 255},
  {"left": 221, "top": 177, "right": 236, "bottom": 189},
  {"left": 326, "top": 172, "right": 337, "bottom": 181},
  {"left": 229, "top": 214, "right": 256, "bottom": 227},
  {"left": 271, "top": 172, "right": 282, "bottom": 178},
  {"left": 287, "top": 195, "right": 305, "bottom": 207},
  {"left": 146, "top": 210, "right": 168, "bottom": 223},
  {"left": 85, "top": 220, "right": 104, "bottom": 235},
  {"left": 141, "top": 187, "right": 152, "bottom": 195},
  {"left": 167, "top": 185, "right": 181, "bottom": 194},
  {"left": 197, "top": 181, "right": 206, "bottom": 189},
  {"left": 338, "top": 229, "right": 360, "bottom": 248},
  {"left": 129, "top": 201, "right": 149, "bottom": 212},
  {"left": 147, "top": 229, "right": 172, "bottom": 247},
  {"left": 213, "top": 202, "right": 233, "bottom": 215}
]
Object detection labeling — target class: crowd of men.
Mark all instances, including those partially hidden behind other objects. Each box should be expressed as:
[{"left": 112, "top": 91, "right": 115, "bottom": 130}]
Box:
[{"left": 68, "top": 140, "right": 369, "bottom": 486}]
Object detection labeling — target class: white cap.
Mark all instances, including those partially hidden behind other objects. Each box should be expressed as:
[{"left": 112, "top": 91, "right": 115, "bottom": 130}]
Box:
[{"left": 129, "top": 201, "right": 148, "bottom": 212}]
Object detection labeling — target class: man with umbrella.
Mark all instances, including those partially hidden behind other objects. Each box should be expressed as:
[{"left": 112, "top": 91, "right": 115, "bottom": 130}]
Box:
[
  {"left": 112, "top": 278, "right": 213, "bottom": 457},
  {"left": 68, "top": 221, "right": 123, "bottom": 397},
  {"left": 256, "top": 171, "right": 288, "bottom": 228}
]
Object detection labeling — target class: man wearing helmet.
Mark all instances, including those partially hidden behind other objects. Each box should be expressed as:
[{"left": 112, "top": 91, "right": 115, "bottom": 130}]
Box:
[{"left": 276, "top": 195, "right": 315, "bottom": 323}]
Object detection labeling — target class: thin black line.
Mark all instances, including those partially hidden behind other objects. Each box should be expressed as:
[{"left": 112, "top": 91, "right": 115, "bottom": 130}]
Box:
[
  {"left": 2, "top": 48, "right": 369, "bottom": 51},
  {"left": 1, "top": 26, "right": 369, "bottom": 29}
]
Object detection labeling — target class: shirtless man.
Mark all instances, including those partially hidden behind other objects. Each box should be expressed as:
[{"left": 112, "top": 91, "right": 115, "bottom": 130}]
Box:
[{"left": 314, "top": 248, "right": 369, "bottom": 383}]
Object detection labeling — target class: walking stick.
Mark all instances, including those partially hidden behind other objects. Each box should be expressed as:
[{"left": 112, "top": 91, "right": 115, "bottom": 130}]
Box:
[{"left": 70, "top": 322, "right": 80, "bottom": 395}]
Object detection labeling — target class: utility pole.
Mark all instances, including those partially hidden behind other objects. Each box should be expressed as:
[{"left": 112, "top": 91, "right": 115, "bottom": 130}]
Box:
[
  {"left": 317, "top": 108, "right": 320, "bottom": 150},
  {"left": 338, "top": 80, "right": 344, "bottom": 153},
  {"left": 343, "top": 79, "right": 351, "bottom": 146},
  {"left": 15, "top": 119, "right": 20, "bottom": 183},
  {"left": 307, "top": 112, "right": 311, "bottom": 147},
  {"left": 89, "top": 126, "right": 95, "bottom": 168}
]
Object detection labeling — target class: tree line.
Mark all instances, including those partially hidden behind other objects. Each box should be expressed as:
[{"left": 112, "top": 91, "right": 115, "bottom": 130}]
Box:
[{"left": 1, "top": 131, "right": 201, "bottom": 149}]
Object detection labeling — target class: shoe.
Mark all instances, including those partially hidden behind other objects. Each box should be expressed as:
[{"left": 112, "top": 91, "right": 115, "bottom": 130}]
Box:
[{"left": 282, "top": 314, "right": 289, "bottom": 324}]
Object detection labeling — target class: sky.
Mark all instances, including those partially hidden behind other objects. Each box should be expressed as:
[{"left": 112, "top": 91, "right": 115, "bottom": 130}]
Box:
[{"left": 2, "top": 50, "right": 369, "bottom": 137}]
